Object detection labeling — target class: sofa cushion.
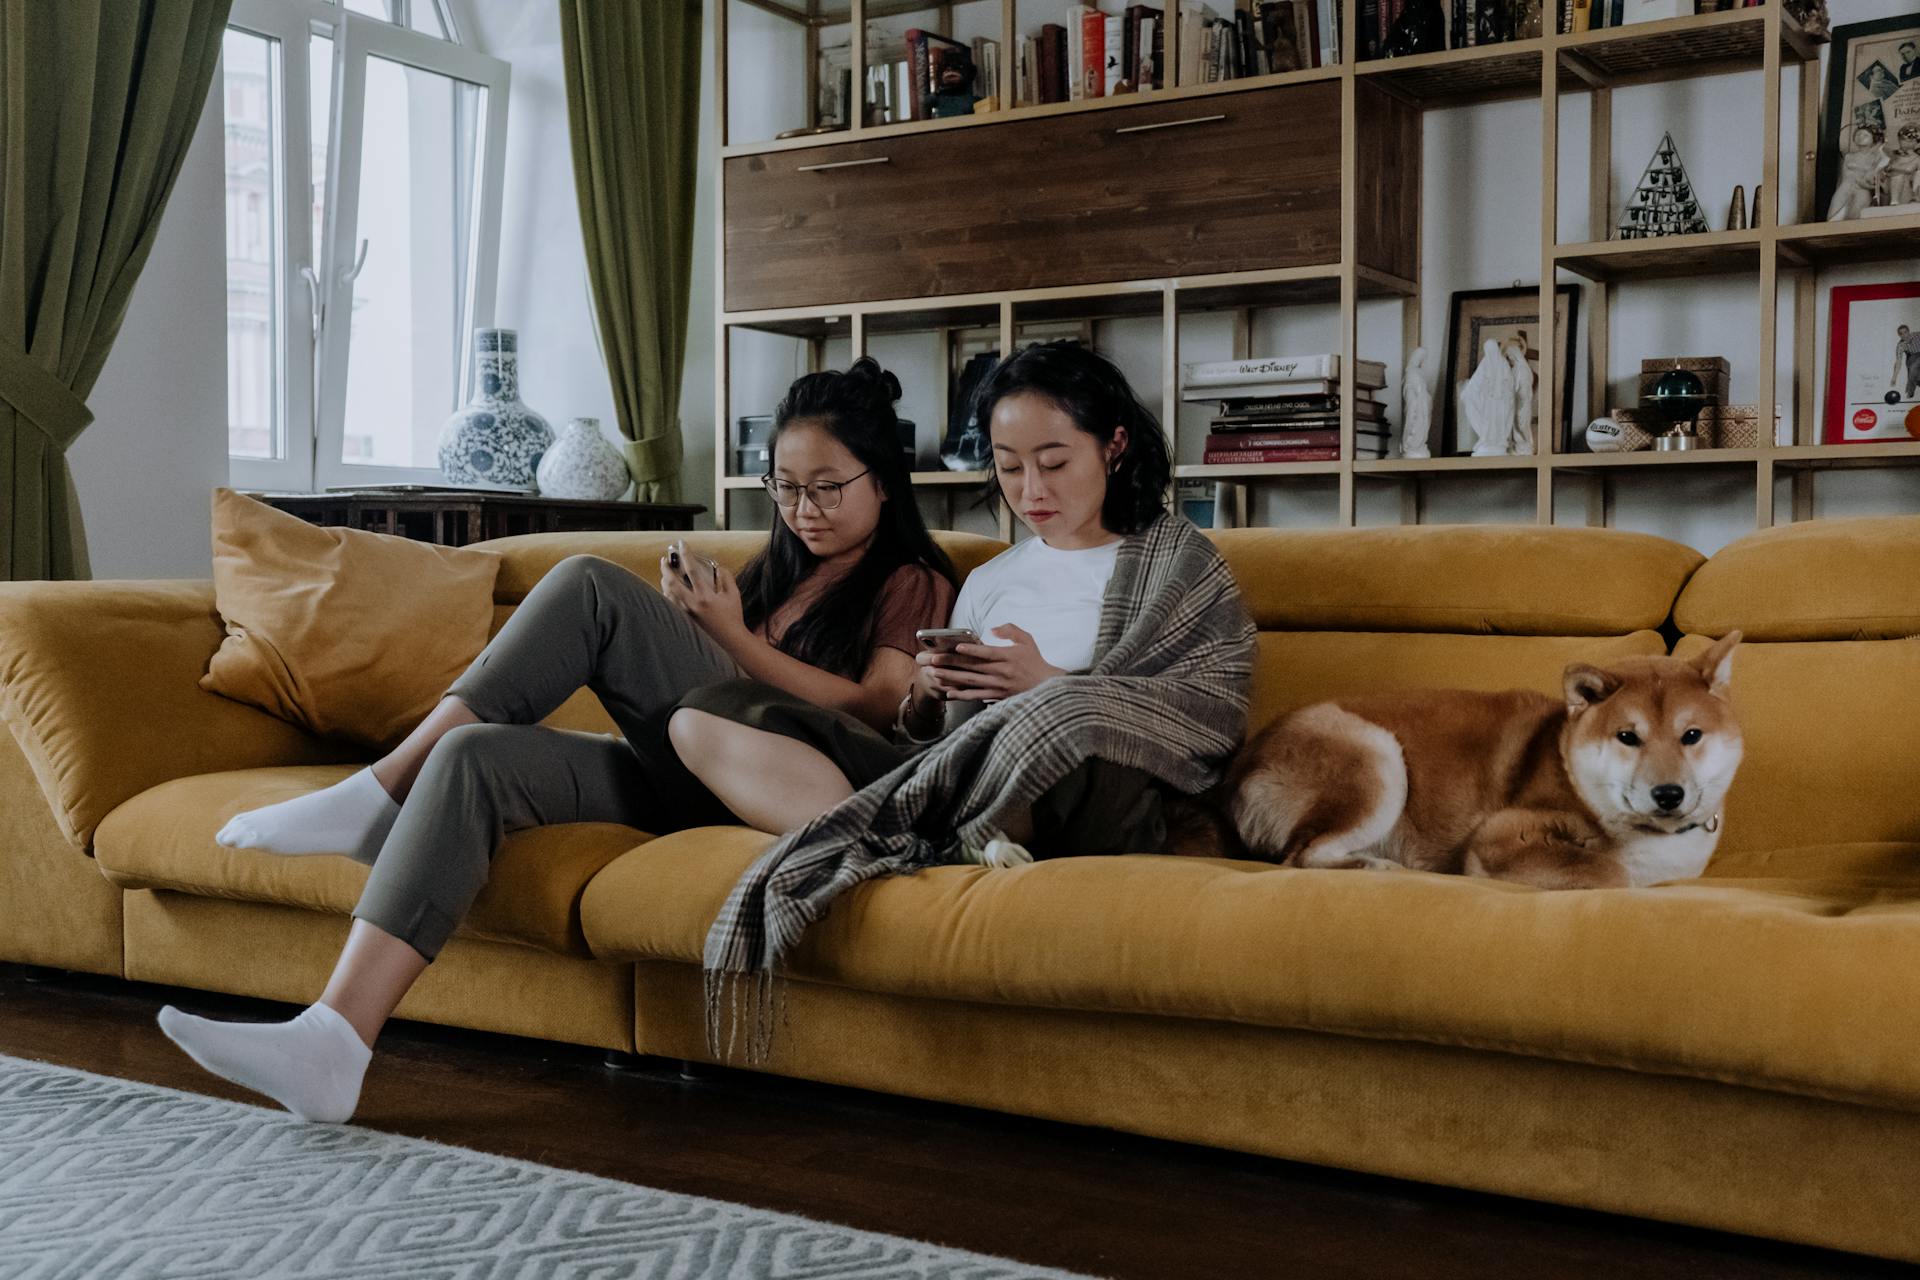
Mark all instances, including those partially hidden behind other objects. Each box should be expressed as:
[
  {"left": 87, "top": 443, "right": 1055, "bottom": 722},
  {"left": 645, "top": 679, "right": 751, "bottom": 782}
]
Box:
[
  {"left": 94, "top": 765, "right": 648, "bottom": 957},
  {"left": 1671, "top": 633, "right": 1920, "bottom": 857},
  {"left": 1675, "top": 515, "right": 1920, "bottom": 641},
  {"left": 202, "top": 488, "right": 504, "bottom": 751},
  {"left": 581, "top": 829, "right": 1920, "bottom": 1110},
  {"left": 1209, "top": 525, "right": 1703, "bottom": 634}
]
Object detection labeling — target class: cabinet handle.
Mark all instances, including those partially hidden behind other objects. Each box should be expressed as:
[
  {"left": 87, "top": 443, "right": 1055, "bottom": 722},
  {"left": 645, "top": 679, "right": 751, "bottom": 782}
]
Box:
[
  {"left": 1114, "top": 113, "right": 1227, "bottom": 135},
  {"left": 796, "top": 156, "right": 891, "bottom": 172}
]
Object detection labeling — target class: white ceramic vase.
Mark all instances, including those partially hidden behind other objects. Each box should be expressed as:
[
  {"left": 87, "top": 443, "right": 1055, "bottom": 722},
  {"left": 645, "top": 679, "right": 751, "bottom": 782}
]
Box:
[{"left": 537, "top": 417, "right": 631, "bottom": 501}]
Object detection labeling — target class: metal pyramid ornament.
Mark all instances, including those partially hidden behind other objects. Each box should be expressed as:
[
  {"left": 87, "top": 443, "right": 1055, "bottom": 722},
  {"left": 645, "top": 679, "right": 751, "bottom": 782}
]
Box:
[{"left": 1617, "top": 131, "right": 1711, "bottom": 240}]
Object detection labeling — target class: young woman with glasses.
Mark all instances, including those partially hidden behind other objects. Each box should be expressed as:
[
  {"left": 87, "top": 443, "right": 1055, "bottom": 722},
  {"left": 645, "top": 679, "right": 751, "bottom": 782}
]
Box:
[{"left": 158, "top": 357, "right": 959, "bottom": 1124}]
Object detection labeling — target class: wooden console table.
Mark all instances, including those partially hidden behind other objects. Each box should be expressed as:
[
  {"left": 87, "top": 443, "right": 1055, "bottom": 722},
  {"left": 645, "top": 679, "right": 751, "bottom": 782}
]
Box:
[{"left": 247, "top": 489, "right": 706, "bottom": 547}]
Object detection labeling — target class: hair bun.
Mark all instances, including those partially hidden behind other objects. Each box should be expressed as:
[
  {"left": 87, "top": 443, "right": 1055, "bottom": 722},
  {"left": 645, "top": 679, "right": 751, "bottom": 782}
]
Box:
[{"left": 843, "top": 356, "right": 902, "bottom": 409}]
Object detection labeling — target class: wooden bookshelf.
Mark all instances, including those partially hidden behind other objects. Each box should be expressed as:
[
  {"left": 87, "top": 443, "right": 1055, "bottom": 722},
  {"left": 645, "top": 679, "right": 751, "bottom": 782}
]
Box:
[{"left": 711, "top": 1, "right": 1920, "bottom": 539}]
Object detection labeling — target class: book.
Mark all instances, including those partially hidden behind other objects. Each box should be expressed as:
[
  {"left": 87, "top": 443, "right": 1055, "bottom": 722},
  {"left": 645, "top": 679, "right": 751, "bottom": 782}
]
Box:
[
  {"left": 1205, "top": 429, "right": 1390, "bottom": 449},
  {"left": 1039, "top": 25, "right": 1065, "bottom": 103},
  {"left": 1183, "top": 354, "right": 1389, "bottom": 388},
  {"left": 904, "top": 30, "right": 929, "bottom": 120},
  {"left": 1178, "top": 4, "right": 1210, "bottom": 84},
  {"left": 1104, "top": 15, "right": 1125, "bottom": 94},
  {"left": 1068, "top": 10, "right": 1084, "bottom": 100},
  {"left": 1570, "top": 0, "right": 1591, "bottom": 29},
  {"left": 1201, "top": 445, "right": 1387, "bottom": 463},
  {"left": 1080, "top": 6, "right": 1107, "bottom": 99}
]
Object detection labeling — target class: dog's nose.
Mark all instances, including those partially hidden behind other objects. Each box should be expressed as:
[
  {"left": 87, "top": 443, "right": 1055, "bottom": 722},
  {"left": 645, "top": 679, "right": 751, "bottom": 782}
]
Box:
[{"left": 1651, "top": 784, "right": 1685, "bottom": 811}]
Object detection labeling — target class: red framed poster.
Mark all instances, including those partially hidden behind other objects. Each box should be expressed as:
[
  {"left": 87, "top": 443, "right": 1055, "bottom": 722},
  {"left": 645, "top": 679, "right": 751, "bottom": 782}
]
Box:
[{"left": 1825, "top": 281, "right": 1920, "bottom": 445}]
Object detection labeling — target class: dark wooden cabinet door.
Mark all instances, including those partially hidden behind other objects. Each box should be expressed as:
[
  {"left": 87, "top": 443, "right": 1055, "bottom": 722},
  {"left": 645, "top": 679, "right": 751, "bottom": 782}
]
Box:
[{"left": 724, "top": 81, "right": 1344, "bottom": 314}]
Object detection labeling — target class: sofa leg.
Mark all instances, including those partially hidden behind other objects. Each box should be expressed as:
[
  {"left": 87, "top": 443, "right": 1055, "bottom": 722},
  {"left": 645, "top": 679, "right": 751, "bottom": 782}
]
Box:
[
  {"left": 677, "top": 1059, "right": 714, "bottom": 1083},
  {"left": 602, "top": 1050, "right": 644, "bottom": 1072},
  {"left": 3, "top": 963, "right": 64, "bottom": 984}
]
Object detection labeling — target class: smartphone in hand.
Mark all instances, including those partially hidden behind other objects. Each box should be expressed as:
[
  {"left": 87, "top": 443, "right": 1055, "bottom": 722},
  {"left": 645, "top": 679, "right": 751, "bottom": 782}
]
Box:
[
  {"left": 915, "top": 627, "right": 981, "bottom": 653},
  {"left": 668, "top": 539, "right": 720, "bottom": 588}
]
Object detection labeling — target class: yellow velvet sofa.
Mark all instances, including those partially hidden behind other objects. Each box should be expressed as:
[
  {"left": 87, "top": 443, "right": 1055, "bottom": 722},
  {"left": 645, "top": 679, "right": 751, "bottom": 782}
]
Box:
[{"left": 3, "top": 516, "right": 1918, "bottom": 1264}]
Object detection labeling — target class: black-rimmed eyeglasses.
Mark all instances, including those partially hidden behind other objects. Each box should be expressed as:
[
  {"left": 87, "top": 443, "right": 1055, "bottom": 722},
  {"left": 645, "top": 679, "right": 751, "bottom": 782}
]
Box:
[{"left": 761, "top": 469, "right": 871, "bottom": 510}]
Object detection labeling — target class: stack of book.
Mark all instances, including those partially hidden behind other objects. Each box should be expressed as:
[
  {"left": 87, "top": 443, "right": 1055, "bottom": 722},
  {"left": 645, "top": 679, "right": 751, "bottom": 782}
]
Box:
[
  {"left": 1181, "top": 355, "right": 1390, "bottom": 464},
  {"left": 1360, "top": 0, "right": 1541, "bottom": 57}
]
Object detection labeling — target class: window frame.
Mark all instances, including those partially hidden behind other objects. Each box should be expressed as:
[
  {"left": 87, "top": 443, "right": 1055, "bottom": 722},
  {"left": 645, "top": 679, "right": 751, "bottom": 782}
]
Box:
[{"left": 224, "top": 0, "right": 508, "bottom": 494}]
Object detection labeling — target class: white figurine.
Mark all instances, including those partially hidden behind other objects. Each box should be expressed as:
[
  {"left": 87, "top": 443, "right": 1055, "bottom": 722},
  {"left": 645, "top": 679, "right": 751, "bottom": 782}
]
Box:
[
  {"left": 1400, "top": 346, "right": 1433, "bottom": 459},
  {"left": 1827, "top": 125, "right": 1891, "bottom": 221},
  {"left": 1505, "top": 336, "right": 1534, "bottom": 454},
  {"left": 1460, "top": 338, "right": 1515, "bottom": 456}
]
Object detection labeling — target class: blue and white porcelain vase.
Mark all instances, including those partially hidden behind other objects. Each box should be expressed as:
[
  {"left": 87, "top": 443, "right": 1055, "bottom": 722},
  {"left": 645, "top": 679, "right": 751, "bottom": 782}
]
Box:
[
  {"left": 436, "top": 329, "right": 552, "bottom": 488},
  {"left": 536, "top": 417, "right": 631, "bottom": 500}
]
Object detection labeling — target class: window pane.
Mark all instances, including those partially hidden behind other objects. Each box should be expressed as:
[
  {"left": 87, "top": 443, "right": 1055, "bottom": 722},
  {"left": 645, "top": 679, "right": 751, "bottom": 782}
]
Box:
[
  {"left": 223, "top": 28, "right": 281, "bottom": 461},
  {"left": 344, "top": 0, "right": 390, "bottom": 17},
  {"left": 339, "top": 55, "right": 487, "bottom": 468},
  {"left": 409, "top": 0, "right": 449, "bottom": 38}
]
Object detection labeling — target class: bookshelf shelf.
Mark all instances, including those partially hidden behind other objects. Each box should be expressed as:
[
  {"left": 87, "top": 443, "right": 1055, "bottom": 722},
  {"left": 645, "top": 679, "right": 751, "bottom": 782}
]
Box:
[
  {"left": 1774, "top": 213, "right": 1920, "bottom": 270},
  {"left": 1554, "top": 6, "right": 1814, "bottom": 89},
  {"left": 1552, "top": 228, "right": 1763, "bottom": 283},
  {"left": 1772, "top": 442, "right": 1920, "bottom": 470},
  {"left": 1355, "top": 455, "right": 1541, "bottom": 474},
  {"left": 1550, "top": 448, "right": 1764, "bottom": 471},
  {"left": 1356, "top": 39, "right": 1546, "bottom": 108},
  {"left": 909, "top": 469, "right": 995, "bottom": 485},
  {"left": 1176, "top": 461, "right": 1345, "bottom": 479}
]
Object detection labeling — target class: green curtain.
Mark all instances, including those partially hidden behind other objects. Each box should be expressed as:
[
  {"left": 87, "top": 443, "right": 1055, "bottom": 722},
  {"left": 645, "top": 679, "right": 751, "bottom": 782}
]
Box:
[
  {"left": 558, "top": 0, "right": 701, "bottom": 505},
  {"left": 0, "top": 0, "right": 232, "bottom": 581}
]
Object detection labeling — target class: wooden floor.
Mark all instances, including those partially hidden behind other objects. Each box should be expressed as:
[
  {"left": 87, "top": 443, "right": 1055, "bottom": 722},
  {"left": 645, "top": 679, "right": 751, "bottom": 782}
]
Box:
[{"left": 0, "top": 967, "right": 1906, "bottom": 1280}]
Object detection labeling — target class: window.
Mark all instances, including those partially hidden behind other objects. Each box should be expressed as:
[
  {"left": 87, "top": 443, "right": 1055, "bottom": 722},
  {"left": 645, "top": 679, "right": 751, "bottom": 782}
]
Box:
[{"left": 223, "top": 0, "right": 508, "bottom": 492}]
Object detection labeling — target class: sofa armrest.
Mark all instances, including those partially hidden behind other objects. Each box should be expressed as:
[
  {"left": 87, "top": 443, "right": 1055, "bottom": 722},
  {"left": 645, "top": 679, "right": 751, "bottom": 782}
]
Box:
[{"left": 0, "top": 579, "right": 363, "bottom": 853}]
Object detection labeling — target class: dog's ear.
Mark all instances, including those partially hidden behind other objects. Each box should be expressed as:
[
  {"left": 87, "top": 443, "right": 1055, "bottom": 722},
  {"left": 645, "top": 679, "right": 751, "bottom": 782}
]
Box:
[
  {"left": 1694, "top": 629, "right": 1742, "bottom": 698},
  {"left": 1564, "top": 664, "right": 1622, "bottom": 715}
]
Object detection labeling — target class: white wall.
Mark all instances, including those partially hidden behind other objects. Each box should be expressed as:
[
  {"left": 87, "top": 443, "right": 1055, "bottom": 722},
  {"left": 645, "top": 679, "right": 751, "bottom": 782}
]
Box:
[{"left": 65, "top": 86, "right": 229, "bottom": 581}]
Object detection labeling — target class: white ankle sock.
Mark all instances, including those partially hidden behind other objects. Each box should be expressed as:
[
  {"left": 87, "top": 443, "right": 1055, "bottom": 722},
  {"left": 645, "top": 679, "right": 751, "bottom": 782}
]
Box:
[
  {"left": 216, "top": 767, "right": 401, "bottom": 857},
  {"left": 157, "top": 1002, "right": 372, "bottom": 1123}
]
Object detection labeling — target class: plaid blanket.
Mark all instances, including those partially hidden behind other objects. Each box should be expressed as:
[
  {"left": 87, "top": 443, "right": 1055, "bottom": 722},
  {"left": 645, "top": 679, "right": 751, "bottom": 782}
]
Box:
[{"left": 702, "top": 514, "right": 1258, "bottom": 1062}]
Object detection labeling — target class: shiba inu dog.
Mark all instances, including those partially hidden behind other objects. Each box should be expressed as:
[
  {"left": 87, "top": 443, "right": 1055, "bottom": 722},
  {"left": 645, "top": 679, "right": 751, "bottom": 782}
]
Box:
[{"left": 1223, "top": 632, "right": 1744, "bottom": 890}]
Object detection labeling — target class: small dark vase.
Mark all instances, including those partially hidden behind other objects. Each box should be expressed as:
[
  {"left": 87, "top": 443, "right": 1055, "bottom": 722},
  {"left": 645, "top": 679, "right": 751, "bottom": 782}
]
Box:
[{"left": 1383, "top": 0, "right": 1447, "bottom": 56}]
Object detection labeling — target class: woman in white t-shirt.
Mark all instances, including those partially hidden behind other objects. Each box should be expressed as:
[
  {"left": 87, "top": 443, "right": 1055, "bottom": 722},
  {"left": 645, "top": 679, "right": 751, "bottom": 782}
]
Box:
[{"left": 670, "top": 340, "right": 1176, "bottom": 857}]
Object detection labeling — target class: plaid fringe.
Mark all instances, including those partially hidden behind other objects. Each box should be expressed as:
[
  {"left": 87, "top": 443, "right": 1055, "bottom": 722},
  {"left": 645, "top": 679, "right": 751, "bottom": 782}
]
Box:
[{"left": 702, "top": 516, "right": 1256, "bottom": 1064}]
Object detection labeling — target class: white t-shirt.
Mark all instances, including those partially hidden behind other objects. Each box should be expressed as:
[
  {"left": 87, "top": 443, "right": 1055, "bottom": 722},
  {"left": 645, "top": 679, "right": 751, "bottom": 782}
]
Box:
[{"left": 950, "top": 535, "right": 1122, "bottom": 673}]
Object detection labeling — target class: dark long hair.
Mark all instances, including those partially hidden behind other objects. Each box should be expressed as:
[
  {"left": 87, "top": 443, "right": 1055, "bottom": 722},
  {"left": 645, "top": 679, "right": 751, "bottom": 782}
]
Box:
[
  {"left": 968, "top": 341, "right": 1172, "bottom": 535},
  {"left": 736, "top": 357, "right": 959, "bottom": 680}
]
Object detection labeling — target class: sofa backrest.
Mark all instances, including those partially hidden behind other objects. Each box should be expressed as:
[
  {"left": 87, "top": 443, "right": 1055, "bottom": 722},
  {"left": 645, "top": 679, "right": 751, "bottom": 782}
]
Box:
[
  {"left": 1205, "top": 524, "right": 1703, "bottom": 734},
  {"left": 472, "top": 522, "right": 1703, "bottom": 752},
  {"left": 1672, "top": 515, "right": 1920, "bottom": 858}
]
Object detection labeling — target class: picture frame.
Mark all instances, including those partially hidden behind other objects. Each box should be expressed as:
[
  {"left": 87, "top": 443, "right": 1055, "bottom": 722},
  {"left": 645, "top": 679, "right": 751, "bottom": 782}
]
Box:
[
  {"left": 1823, "top": 281, "right": 1920, "bottom": 445},
  {"left": 1814, "top": 15, "right": 1920, "bottom": 220},
  {"left": 1439, "top": 285, "right": 1580, "bottom": 456}
]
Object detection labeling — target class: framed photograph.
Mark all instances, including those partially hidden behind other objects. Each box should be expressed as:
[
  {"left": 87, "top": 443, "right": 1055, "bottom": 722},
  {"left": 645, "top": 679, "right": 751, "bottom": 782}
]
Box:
[
  {"left": 1824, "top": 281, "right": 1920, "bottom": 445},
  {"left": 1440, "top": 285, "right": 1580, "bottom": 456},
  {"left": 1814, "top": 15, "right": 1920, "bottom": 219}
]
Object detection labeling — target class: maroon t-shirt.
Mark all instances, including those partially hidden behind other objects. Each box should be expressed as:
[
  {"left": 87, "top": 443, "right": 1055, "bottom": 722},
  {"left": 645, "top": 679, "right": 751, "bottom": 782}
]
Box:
[{"left": 756, "top": 562, "right": 956, "bottom": 669}]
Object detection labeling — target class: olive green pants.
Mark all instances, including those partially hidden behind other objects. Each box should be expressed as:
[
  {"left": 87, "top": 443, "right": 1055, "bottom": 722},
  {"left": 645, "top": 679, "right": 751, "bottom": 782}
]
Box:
[{"left": 352, "top": 554, "right": 742, "bottom": 960}]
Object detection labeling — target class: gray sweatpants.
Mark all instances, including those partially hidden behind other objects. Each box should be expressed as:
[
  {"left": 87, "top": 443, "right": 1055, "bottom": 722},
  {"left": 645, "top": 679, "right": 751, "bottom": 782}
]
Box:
[{"left": 352, "top": 554, "right": 742, "bottom": 960}]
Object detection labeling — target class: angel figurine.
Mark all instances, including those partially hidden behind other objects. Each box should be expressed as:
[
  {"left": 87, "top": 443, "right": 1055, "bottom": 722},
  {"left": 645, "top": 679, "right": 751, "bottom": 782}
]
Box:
[
  {"left": 1400, "top": 347, "right": 1433, "bottom": 458},
  {"left": 1505, "top": 336, "right": 1534, "bottom": 454},
  {"left": 1460, "top": 338, "right": 1515, "bottom": 456}
]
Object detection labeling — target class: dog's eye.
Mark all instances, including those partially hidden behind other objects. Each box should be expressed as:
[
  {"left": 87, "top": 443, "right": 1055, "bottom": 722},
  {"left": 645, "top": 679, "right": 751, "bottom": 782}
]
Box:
[
  {"left": 1681, "top": 728, "right": 1703, "bottom": 745},
  {"left": 1616, "top": 730, "right": 1642, "bottom": 747}
]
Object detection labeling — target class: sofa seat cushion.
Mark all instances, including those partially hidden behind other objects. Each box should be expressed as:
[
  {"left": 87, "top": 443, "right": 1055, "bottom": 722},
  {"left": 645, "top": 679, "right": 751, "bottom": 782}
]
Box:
[
  {"left": 95, "top": 766, "right": 649, "bottom": 957},
  {"left": 580, "top": 828, "right": 1920, "bottom": 1109}
]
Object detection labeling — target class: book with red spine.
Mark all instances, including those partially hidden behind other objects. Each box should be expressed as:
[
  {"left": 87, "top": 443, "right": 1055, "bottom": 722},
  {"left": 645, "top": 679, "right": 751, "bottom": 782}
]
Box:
[
  {"left": 1203, "top": 446, "right": 1348, "bottom": 463},
  {"left": 1081, "top": 6, "right": 1107, "bottom": 98},
  {"left": 904, "top": 30, "right": 929, "bottom": 119}
]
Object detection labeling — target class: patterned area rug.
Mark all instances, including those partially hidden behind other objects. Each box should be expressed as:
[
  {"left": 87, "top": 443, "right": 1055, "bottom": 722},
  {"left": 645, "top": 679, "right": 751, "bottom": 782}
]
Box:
[{"left": 0, "top": 1054, "right": 1098, "bottom": 1279}]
